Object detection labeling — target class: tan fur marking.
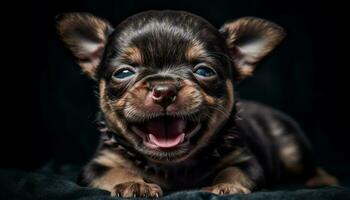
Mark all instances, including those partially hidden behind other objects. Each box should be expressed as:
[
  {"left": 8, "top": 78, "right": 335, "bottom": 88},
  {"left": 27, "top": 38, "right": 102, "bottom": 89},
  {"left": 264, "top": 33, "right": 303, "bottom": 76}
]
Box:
[
  {"left": 280, "top": 143, "right": 304, "bottom": 173},
  {"left": 220, "top": 17, "right": 285, "bottom": 79},
  {"left": 91, "top": 150, "right": 144, "bottom": 192},
  {"left": 180, "top": 81, "right": 203, "bottom": 111},
  {"left": 270, "top": 120, "right": 304, "bottom": 174},
  {"left": 225, "top": 80, "right": 235, "bottom": 111},
  {"left": 306, "top": 168, "right": 338, "bottom": 187},
  {"left": 202, "top": 167, "right": 253, "bottom": 194},
  {"left": 220, "top": 149, "right": 251, "bottom": 167},
  {"left": 120, "top": 46, "right": 143, "bottom": 64},
  {"left": 189, "top": 80, "right": 235, "bottom": 157},
  {"left": 99, "top": 80, "right": 109, "bottom": 113},
  {"left": 94, "top": 150, "right": 129, "bottom": 168},
  {"left": 204, "top": 149, "right": 251, "bottom": 185},
  {"left": 99, "top": 80, "right": 126, "bottom": 132},
  {"left": 80, "top": 59, "right": 102, "bottom": 78},
  {"left": 90, "top": 167, "right": 144, "bottom": 192},
  {"left": 213, "top": 167, "right": 254, "bottom": 189},
  {"left": 239, "top": 64, "right": 254, "bottom": 77},
  {"left": 57, "top": 13, "right": 111, "bottom": 78},
  {"left": 185, "top": 41, "right": 207, "bottom": 61},
  {"left": 202, "top": 92, "right": 215, "bottom": 105},
  {"left": 58, "top": 14, "right": 110, "bottom": 51},
  {"left": 222, "top": 17, "right": 284, "bottom": 60}
]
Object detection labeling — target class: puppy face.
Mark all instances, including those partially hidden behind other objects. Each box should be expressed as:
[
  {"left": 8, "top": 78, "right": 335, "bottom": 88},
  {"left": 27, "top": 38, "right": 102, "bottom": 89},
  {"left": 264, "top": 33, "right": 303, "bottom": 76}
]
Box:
[{"left": 57, "top": 11, "right": 284, "bottom": 163}]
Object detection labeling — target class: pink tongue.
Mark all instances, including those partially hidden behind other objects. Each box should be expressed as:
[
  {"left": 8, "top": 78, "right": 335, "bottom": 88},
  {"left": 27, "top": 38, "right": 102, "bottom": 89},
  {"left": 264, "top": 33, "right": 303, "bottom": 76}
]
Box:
[
  {"left": 146, "top": 117, "right": 186, "bottom": 148},
  {"left": 149, "top": 133, "right": 185, "bottom": 148}
]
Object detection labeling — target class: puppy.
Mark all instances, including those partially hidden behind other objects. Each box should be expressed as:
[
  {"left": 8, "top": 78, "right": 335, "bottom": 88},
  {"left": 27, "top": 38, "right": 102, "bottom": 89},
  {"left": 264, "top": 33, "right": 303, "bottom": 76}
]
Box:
[{"left": 56, "top": 10, "right": 337, "bottom": 197}]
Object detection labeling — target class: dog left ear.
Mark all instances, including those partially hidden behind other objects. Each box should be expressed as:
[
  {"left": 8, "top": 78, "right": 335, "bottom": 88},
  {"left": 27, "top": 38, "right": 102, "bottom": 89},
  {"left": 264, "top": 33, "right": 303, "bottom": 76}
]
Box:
[
  {"left": 56, "top": 13, "right": 114, "bottom": 79},
  {"left": 220, "top": 17, "right": 285, "bottom": 80}
]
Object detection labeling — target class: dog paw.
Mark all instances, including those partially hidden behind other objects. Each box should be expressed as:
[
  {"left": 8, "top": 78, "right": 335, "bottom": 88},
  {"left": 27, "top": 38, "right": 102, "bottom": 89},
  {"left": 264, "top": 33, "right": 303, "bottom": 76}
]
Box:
[
  {"left": 202, "top": 183, "right": 251, "bottom": 195},
  {"left": 111, "top": 181, "right": 163, "bottom": 198},
  {"left": 305, "top": 168, "right": 339, "bottom": 187}
]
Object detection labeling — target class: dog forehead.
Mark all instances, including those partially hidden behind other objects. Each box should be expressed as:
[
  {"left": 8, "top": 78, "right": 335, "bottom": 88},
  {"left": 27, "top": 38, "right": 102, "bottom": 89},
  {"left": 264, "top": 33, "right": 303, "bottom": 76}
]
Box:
[
  {"left": 107, "top": 11, "right": 223, "bottom": 66},
  {"left": 115, "top": 10, "right": 217, "bottom": 38}
]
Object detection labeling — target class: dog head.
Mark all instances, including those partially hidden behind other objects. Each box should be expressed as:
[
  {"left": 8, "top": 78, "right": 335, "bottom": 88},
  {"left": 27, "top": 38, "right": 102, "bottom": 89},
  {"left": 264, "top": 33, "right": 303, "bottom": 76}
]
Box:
[{"left": 57, "top": 10, "right": 284, "bottom": 163}]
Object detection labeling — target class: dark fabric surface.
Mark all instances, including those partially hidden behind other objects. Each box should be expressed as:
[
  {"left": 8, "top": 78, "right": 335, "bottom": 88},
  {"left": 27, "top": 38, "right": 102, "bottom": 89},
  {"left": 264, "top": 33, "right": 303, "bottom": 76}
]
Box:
[{"left": 1, "top": 167, "right": 349, "bottom": 200}]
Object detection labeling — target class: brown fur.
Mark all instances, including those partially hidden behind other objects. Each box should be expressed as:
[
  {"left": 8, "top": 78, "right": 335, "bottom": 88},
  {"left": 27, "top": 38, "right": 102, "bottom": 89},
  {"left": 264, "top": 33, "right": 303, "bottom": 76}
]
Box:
[
  {"left": 120, "top": 46, "right": 144, "bottom": 65},
  {"left": 57, "top": 13, "right": 112, "bottom": 78},
  {"left": 185, "top": 41, "right": 207, "bottom": 62},
  {"left": 203, "top": 167, "right": 254, "bottom": 194},
  {"left": 220, "top": 17, "right": 285, "bottom": 79},
  {"left": 306, "top": 168, "right": 338, "bottom": 187},
  {"left": 91, "top": 152, "right": 143, "bottom": 191},
  {"left": 56, "top": 11, "right": 337, "bottom": 198}
]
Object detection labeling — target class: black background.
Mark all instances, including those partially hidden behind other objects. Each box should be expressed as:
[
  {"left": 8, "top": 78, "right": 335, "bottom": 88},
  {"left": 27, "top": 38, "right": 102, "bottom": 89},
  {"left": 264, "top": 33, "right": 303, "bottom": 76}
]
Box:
[{"left": 1, "top": 0, "right": 348, "bottom": 181}]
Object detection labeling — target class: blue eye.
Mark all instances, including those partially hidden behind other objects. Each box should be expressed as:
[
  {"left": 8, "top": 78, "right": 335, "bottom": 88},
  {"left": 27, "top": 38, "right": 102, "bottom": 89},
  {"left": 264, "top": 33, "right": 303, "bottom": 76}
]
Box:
[
  {"left": 194, "top": 66, "right": 216, "bottom": 77},
  {"left": 114, "top": 68, "right": 135, "bottom": 79}
]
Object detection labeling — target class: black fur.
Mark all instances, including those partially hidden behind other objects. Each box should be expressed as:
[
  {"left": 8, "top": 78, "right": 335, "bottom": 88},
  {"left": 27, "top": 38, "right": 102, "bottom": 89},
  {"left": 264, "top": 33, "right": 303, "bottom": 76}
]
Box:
[{"left": 56, "top": 10, "right": 329, "bottom": 196}]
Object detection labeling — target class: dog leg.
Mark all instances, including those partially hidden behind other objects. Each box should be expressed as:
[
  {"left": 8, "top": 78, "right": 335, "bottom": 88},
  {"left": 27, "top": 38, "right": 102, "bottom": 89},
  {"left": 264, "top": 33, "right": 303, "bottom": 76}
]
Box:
[
  {"left": 305, "top": 167, "right": 338, "bottom": 187},
  {"left": 202, "top": 166, "right": 256, "bottom": 195},
  {"left": 78, "top": 151, "right": 163, "bottom": 198}
]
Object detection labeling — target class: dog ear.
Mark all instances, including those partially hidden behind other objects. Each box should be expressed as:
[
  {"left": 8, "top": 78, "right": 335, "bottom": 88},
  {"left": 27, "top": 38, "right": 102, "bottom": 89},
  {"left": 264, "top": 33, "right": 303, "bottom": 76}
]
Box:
[
  {"left": 220, "top": 17, "right": 285, "bottom": 80},
  {"left": 56, "top": 13, "right": 113, "bottom": 79}
]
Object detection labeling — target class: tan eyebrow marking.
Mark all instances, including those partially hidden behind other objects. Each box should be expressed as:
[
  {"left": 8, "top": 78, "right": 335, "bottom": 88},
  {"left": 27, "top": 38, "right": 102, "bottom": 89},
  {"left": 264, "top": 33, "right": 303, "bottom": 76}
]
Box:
[
  {"left": 185, "top": 41, "right": 207, "bottom": 62},
  {"left": 120, "top": 46, "right": 143, "bottom": 64}
]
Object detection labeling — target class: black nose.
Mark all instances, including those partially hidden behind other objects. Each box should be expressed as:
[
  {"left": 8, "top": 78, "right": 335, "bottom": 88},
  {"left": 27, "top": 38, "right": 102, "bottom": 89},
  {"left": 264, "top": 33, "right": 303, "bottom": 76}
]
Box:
[{"left": 152, "top": 84, "right": 178, "bottom": 107}]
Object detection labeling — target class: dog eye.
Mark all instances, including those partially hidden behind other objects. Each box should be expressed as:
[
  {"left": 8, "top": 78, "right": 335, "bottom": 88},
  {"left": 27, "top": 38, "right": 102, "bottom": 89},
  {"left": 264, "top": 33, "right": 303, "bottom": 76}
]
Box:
[
  {"left": 194, "top": 65, "right": 216, "bottom": 77},
  {"left": 113, "top": 68, "right": 135, "bottom": 79}
]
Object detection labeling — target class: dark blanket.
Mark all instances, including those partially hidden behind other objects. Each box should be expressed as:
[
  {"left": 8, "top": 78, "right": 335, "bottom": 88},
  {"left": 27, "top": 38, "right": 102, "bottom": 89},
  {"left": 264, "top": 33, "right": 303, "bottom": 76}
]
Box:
[{"left": 1, "top": 167, "right": 349, "bottom": 200}]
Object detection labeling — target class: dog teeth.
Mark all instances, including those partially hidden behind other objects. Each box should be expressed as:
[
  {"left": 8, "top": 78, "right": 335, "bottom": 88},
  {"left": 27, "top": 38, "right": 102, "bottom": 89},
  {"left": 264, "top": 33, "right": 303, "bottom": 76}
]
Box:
[{"left": 180, "top": 133, "right": 185, "bottom": 143}]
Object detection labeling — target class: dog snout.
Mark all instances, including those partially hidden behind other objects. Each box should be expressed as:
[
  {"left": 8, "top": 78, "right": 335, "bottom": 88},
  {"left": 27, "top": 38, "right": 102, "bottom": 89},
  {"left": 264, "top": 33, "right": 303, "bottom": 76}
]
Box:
[{"left": 152, "top": 84, "right": 178, "bottom": 107}]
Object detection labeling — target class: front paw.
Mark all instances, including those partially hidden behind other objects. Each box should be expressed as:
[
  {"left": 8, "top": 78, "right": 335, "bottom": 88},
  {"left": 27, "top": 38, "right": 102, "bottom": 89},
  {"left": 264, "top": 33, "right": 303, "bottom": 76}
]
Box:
[
  {"left": 111, "top": 181, "right": 163, "bottom": 198},
  {"left": 202, "top": 183, "right": 251, "bottom": 195}
]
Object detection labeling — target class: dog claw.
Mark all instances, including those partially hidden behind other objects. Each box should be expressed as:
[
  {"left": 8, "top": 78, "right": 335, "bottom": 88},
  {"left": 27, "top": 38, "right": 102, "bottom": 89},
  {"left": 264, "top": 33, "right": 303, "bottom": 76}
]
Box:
[{"left": 112, "top": 182, "right": 162, "bottom": 198}]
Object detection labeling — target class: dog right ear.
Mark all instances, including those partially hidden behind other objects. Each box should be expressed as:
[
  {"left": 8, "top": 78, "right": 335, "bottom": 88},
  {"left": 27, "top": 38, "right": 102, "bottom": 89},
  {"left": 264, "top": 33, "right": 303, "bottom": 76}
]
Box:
[
  {"left": 219, "top": 17, "right": 285, "bottom": 81},
  {"left": 56, "top": 13, "right": 113, "bottom": 79}
]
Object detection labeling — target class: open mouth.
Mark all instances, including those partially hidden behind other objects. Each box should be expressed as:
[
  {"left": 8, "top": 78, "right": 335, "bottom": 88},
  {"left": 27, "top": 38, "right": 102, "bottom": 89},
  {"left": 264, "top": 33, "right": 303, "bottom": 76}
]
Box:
[{"left": 131, "top": 116, "right": 201, "bottom": 149}]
